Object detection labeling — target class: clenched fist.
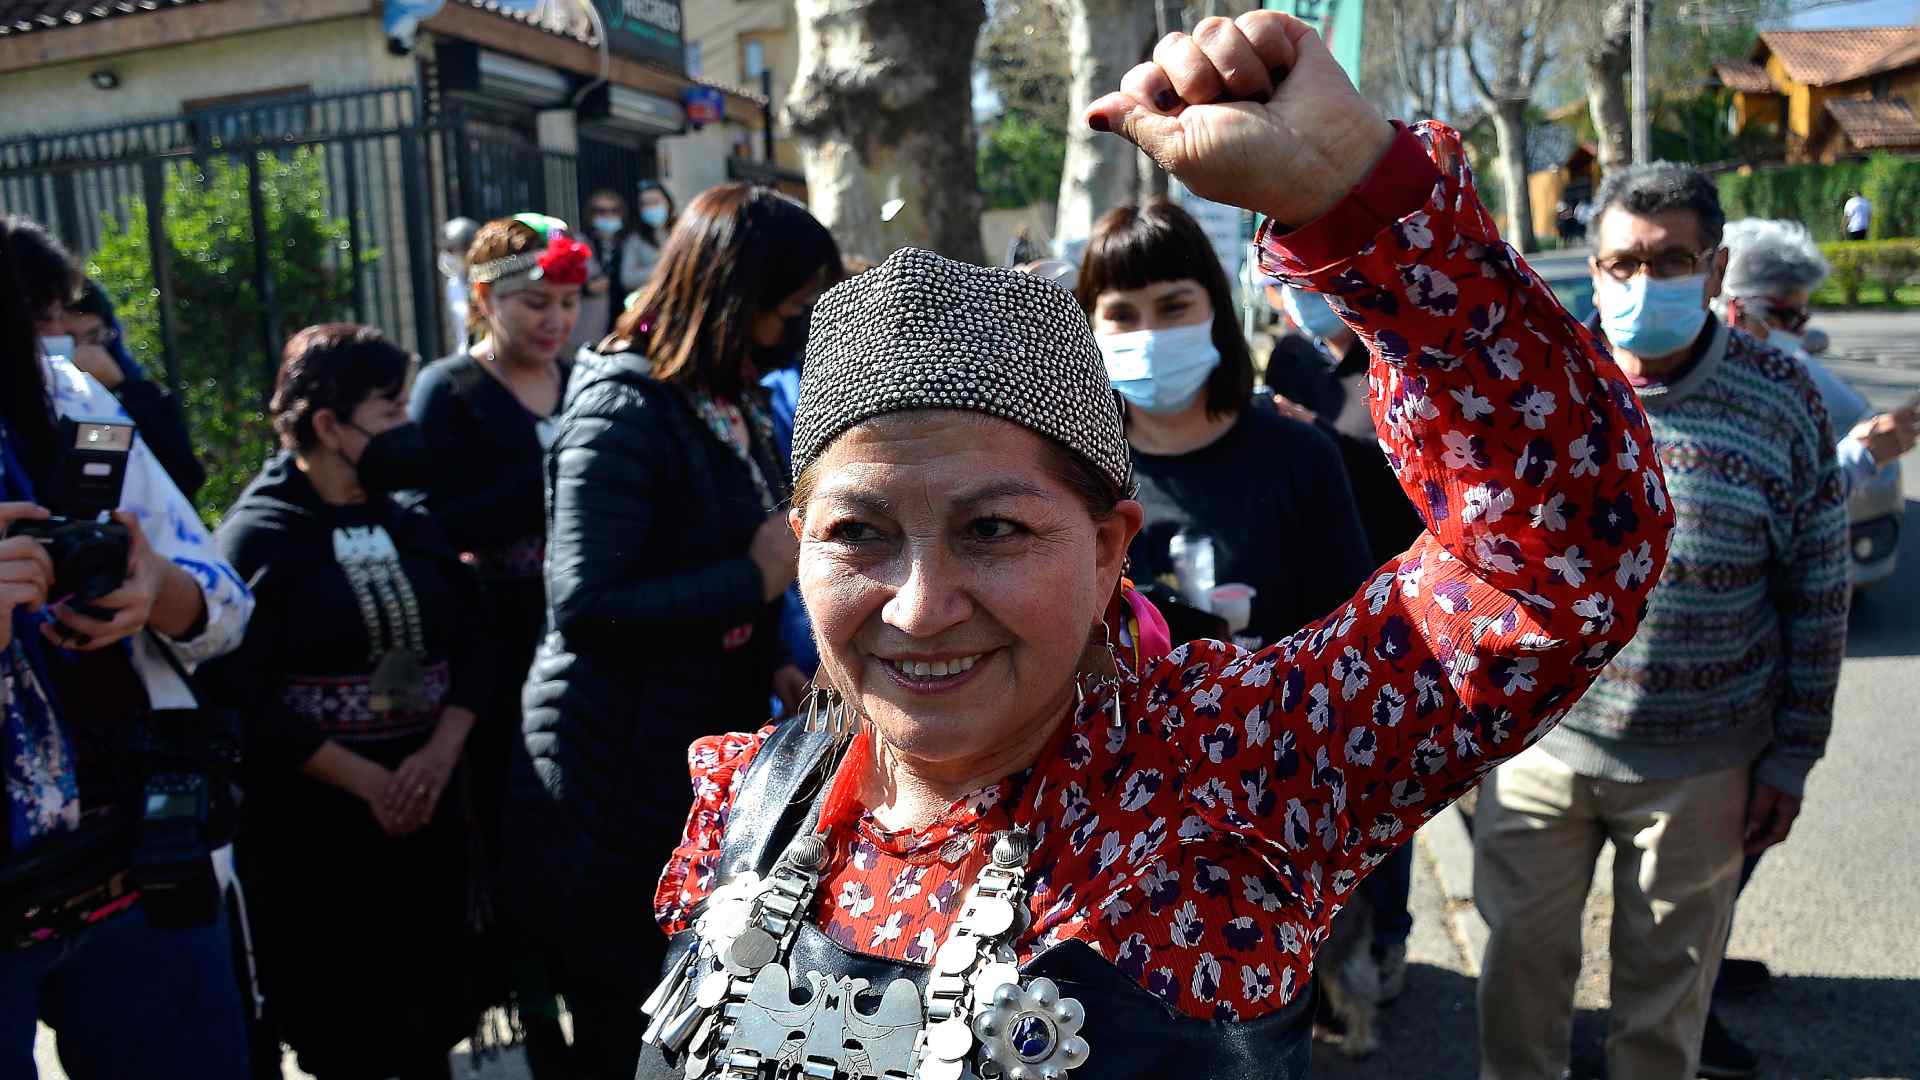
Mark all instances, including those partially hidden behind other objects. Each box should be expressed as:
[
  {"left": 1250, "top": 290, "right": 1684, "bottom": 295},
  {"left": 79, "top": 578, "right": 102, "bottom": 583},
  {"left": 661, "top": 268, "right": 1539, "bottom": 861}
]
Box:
[{"left": 1086, "top": 12, "right": 1395, "bottom": 228}]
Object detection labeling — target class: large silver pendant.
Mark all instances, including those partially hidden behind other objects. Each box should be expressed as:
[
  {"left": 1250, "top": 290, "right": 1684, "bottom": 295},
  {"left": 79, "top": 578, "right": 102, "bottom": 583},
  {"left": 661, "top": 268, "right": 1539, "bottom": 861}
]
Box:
[
  {"left": 972, "top": 978, "right": 1089, "bottom": 1080},
  {"left": 726, "top": 964, "right": 923, "bottom": 1079}
]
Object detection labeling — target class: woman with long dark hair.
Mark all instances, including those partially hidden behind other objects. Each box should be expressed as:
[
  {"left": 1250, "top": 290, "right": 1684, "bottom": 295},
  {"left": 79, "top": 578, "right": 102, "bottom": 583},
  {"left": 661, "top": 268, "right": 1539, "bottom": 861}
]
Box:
[
  {"left": 212, "top": 324, "right": 491, "bottom": 1079},
  {"left": 1, "top": 215, "right": 254, "bottom": 1076},
  {"left": 507, "top": 182, "right": 840, "bottom": 1079}
]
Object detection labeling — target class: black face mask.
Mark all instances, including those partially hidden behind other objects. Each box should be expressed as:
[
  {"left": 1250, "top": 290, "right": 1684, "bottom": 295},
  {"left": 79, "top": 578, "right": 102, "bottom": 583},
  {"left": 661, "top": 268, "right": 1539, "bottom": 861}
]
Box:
[
  {"left": 348, "top": 422, "right": 434, "bottom": 494},
  {"left": 752, "top": 308, "right": 812, "bottom": 373}
]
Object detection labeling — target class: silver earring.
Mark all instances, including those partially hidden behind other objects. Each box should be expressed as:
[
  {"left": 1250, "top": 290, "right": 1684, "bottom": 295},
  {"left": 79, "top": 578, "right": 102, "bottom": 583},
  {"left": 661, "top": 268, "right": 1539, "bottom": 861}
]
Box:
[{"left": 1075, "top": 622, "right": 1125, "bottom": 730}]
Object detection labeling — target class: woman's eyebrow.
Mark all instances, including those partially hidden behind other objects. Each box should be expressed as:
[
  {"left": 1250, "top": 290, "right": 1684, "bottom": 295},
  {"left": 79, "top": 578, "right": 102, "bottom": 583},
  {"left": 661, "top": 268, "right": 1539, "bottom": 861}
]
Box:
[{"left": 953, "top": 480, "right": 1048, "bottom": 510}]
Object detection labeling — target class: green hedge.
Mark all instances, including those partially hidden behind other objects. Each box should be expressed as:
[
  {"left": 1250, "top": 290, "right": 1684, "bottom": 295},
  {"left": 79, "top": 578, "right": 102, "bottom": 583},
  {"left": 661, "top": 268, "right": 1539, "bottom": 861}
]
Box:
[
  {"left": 1818, "top": 238, "right": 1920, "bottom": 304},
  {"left": 1718, "top": 153, "right": 1920, "bottom": 242}
]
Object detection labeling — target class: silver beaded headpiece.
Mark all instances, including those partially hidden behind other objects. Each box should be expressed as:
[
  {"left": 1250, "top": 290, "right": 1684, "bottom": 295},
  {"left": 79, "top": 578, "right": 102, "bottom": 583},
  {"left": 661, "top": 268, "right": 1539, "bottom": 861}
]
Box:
[{"left": 791, "top": 247, "right": 1132, "bottom": 495}]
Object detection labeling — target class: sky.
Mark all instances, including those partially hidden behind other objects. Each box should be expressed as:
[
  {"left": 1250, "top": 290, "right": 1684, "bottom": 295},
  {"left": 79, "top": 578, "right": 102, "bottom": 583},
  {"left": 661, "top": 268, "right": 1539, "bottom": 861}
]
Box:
[{"left": 1782, "top": 0, "right": 1919, "bottom": 27}]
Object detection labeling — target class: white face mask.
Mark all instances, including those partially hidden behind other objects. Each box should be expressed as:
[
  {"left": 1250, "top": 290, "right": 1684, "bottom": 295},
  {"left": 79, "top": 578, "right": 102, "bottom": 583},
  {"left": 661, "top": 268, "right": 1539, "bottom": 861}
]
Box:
[{"left": 1097, "top": 322, "right": 1222, "bottom": 415}]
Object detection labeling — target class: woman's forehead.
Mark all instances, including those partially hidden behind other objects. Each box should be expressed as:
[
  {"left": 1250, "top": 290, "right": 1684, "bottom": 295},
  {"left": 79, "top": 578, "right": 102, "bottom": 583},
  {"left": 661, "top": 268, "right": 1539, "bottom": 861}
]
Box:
[{"left": 809, "top": 412, "right": 1060, "bottom": 497}]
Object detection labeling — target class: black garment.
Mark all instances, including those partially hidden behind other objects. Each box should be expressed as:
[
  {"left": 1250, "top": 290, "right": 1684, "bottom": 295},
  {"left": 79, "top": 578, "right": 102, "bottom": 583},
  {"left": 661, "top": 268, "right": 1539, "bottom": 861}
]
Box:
[
  {"left": 508, "top": 351, "right": 786, "bottom": 1023},
  {"left": 115, "top": 378, "right": 206, "bottom": 502},
  {"left": 409, "top": 352, "right": 564, "bottom": 841},
  {"left": 1264, "top": 334, "right": 1425, "bottom": 563},
  {"left": 1128, "top": 406, "right": 1374, "bottom": 648},
  {"left": 205, "top": 454, "right": 491, "bottom": 1077},
  {"left": 634, "top": 721, "right": 1316, "bottom": 1080}
]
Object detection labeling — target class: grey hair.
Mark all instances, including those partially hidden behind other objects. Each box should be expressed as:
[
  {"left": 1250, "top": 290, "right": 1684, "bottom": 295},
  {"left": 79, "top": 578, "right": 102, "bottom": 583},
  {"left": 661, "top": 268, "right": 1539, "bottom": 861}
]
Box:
[
  {"left": 1592, "top": 162, "right": 1726, "bottom": 250},
  {"left": 1720, "top": 217, "right": 1830, "bottom": 299}
]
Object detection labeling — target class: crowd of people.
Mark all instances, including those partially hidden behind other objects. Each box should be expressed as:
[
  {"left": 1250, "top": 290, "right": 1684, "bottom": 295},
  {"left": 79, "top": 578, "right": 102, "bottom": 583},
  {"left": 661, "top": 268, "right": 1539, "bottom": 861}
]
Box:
[{"left": 1, "top": 11, "right": 1915, "bottom": 1080}]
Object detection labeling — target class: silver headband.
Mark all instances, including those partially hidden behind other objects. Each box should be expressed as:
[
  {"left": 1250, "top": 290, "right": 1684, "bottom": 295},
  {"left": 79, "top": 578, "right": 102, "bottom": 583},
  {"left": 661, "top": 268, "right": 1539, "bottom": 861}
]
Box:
[{"left": 791, "top": 247, "right": 1132, "bottom": 496}]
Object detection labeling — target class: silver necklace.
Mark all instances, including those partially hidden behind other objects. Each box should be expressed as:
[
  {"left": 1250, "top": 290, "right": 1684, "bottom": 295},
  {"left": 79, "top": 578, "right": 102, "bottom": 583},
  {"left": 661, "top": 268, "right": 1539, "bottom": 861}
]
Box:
[
  {"left": 331, "top": 524, "right": 429, "bottom": 715},
  {"left": 642, "top": 827, "right": 1091, "bottom": 1080}
]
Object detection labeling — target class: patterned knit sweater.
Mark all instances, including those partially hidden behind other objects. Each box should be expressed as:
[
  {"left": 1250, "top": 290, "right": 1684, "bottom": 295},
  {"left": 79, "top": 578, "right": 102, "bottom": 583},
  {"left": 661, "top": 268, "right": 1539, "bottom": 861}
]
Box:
[{"left": 1540, "top": 322, "right": 1848, "bottom": 796}]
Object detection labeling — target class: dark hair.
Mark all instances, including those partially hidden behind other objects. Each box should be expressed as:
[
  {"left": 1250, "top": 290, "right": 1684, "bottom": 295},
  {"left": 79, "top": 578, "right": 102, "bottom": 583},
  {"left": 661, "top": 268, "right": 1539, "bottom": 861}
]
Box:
[
  {"left": 1075, "top": 201, "right": 1254, "bottom": 419},
  {"left": 464, "top": 217, "right": 545, "bottom": 337},
  {"left": 271, "top": 323, "right": 415, "bottom": 452},
  {"left": 636, "top": 180, "right": 677, "bottom": 246},
  {"left": 68, "top": 278, "right": 112, "bottom": 321},
  {"left": 1592, "top": 162, "right": 1726, "bottom": 250},
  {"left": 0, "top": 215, "right": 80, "bottom": 482},
  {"left": 614, "top": 182, "right": 842, "bottom": 400}
]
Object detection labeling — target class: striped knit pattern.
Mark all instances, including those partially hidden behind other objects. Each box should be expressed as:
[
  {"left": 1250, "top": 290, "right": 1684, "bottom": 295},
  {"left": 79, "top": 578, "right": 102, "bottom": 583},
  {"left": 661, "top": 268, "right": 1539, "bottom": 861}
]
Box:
[{"left": 1541, "top": 325, "right": 1848, "bottom": 796}]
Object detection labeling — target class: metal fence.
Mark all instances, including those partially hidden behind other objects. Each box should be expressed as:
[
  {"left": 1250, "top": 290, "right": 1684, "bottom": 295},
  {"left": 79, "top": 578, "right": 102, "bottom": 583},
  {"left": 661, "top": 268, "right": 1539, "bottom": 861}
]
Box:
[{"left": 0, "top": 85, "right": 592, "bottom": 382}]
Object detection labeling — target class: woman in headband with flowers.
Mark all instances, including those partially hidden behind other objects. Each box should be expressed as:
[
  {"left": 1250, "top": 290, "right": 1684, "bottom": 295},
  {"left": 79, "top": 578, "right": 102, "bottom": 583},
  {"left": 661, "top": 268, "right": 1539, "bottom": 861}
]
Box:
[
  {"left": 408, "top": 212, "right": 589, "bottom": 1074},
  {"left": 632, "top": 13, "right": 1674, "bottom": 1080},
  {"left": 504, "top": 183, "right": 842, "bottom": 1079}
]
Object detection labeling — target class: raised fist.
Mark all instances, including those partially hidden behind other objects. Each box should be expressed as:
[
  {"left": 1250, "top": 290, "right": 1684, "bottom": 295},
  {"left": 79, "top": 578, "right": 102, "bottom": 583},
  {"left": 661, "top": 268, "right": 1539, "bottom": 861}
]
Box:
[{"left": 1086, "top": 12, "right": 1395, "bottom": 228}]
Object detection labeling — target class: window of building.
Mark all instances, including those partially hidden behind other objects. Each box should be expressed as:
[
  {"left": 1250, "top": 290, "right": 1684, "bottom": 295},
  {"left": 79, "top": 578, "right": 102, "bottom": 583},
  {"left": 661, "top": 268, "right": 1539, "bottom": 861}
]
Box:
[
  {"left": 1873, "top": 74, "right": 1893, "bottom": 100},
  {"left": 686, "top": 42, "right": 703, "bottom": 78},
  {"left": 744, "top": 39, "right": 767, "bottom": 79}
]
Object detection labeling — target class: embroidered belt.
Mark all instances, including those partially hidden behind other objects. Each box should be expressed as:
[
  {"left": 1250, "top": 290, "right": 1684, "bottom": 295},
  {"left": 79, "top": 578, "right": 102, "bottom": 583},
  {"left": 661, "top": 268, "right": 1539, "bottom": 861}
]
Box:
[
  {"left": 281, "top": 662, "right": 450, "bottom": 740},
  {"left": 462, "top": 535, "right": 545, "bottom": 581}
]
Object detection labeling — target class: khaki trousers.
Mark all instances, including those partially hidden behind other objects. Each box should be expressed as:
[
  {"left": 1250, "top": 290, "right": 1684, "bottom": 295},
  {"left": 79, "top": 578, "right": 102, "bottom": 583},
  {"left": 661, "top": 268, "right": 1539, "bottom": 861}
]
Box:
[{"left": 1473, "top": 746, "right": 1747, "bottom": 1080}]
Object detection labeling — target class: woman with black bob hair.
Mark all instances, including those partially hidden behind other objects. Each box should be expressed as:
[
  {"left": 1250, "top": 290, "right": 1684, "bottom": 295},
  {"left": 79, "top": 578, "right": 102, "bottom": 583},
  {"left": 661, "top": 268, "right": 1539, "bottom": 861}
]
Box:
[
  {"left": 209, "top": 324, "right": 491, "bottom": 1080},
  {"left": 1076, "top": 201, "right": 1373, "bottom": 647},
  {"left": 1, "top": 215, "right": 253, "bottom": 1076},
  {"left": 508, "top": 182, "right": 840, "bottom": 1079}
]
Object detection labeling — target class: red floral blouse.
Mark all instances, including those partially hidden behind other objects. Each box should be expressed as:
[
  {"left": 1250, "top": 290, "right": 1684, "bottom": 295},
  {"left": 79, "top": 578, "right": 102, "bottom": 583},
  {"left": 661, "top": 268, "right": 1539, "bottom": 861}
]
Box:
[{"left": 654, "top": 122, "right": 1676, "bottom": 1023}]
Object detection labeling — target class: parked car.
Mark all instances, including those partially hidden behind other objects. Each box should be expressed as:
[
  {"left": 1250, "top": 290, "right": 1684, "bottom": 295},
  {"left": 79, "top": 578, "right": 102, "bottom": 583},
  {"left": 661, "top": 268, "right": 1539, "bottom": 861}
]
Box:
[{"left": 1531, "top": 254, "right": 1900, "bottom": 589}]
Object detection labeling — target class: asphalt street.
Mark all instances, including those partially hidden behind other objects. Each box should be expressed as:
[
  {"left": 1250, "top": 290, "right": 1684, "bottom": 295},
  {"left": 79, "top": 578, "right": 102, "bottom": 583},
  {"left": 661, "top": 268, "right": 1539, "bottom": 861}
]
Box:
[{"left": 33, "top": 315, "right": 1920, "bottom": 1080}]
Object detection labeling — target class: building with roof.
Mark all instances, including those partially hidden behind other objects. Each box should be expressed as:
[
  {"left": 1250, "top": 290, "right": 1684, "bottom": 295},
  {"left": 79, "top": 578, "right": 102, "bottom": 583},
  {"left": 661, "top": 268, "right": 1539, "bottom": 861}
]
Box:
[
  {"left": 1714, "top": 26, "right": 1920, "bottom": 162},
  {"left": 0, "top": 0, "right": 793, "bottom": 358}
]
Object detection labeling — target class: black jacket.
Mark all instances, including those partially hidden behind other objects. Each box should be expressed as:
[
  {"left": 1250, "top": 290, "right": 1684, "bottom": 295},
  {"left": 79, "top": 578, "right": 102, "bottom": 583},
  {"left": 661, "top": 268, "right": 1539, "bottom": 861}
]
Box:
[
  {"left": 1265, "top": 333, "right": 1425, "bottom": 563},
  {"left": 520, "top": 351, "right": 785, "bottom": 854},
  {"left": 408, "top": 351, "right": 560, "bottom": 558}
]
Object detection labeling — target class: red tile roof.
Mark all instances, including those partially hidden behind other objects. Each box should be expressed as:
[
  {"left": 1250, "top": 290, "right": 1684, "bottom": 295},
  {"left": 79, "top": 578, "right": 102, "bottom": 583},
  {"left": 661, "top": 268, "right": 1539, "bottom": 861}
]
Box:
[
  {"left": 1757, "top": 27, "right": 1920, "bottom": 87},
  {"left": 1825, "top": 97, "right": 1920, "bottom": 150},
  {"left": 1713, "top": 60, "right": 1776, "bottom": 94}
]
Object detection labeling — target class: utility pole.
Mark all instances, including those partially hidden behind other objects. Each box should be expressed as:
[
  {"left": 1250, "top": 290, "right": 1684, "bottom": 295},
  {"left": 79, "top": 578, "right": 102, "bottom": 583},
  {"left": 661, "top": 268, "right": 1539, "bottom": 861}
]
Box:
[{"left": 1630, "top": 0, "right": 1650, "bottom": 163}]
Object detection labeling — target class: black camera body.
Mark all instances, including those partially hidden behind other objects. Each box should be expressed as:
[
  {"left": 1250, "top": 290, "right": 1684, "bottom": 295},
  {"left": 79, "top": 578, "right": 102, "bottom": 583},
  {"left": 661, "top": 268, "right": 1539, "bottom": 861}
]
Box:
[
  {"left": 5, "top": 417, "right": 136, "bottom": 605},
  {"left": 128, "top": 707, "right": 241, "bottom": 929}
]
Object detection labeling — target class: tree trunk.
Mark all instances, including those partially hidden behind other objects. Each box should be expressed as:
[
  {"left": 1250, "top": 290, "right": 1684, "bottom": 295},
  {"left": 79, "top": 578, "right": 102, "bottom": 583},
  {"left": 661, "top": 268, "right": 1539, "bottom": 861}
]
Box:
[
  {"left": 1583, "top": 0, "right": 1634, "bottom": 173},
  {"left": 1056, "top": 0, "right": 1156, "bottom": 254},
  {"left": 1490, "top": 97, "right": 1538, "bottom": 252},
  {"left": 787, "top": 0, "right": 988, "bottom": 263}
]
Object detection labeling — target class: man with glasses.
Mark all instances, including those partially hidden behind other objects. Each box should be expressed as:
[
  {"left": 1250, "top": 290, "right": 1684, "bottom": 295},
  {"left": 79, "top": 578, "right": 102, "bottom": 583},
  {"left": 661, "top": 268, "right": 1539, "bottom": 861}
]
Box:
[{"left": 1473, "top": 164, "right": 1849, "bottom": 1080}]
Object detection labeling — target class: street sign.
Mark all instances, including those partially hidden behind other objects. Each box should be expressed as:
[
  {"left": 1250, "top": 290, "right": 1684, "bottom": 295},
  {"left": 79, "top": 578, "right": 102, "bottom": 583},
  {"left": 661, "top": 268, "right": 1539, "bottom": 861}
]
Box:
[
  {"left": 595, "top": 0, "right": 686, "bottom": 73},
  {"left": 684, "top": 87, "right": 726, "bottom": 127},
  {"left": 1262, "top": 0, "right": 1366, "bottom": 81}
]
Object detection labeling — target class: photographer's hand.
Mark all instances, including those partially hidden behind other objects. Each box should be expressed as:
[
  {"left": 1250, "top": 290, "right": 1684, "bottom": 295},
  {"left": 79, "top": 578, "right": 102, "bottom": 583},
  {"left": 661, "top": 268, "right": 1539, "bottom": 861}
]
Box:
[
  {"left": 0, "top": 502, "right": 54, "bottom": 651},
  {"left": 44, "top": 510, "right": 206, "bottom": 650}
]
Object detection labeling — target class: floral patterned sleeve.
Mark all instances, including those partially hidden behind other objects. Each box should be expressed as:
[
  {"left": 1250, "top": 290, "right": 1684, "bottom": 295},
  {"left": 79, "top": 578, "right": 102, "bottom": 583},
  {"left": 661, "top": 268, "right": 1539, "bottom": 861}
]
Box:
[
  {"left": 1145, "top": 122, "right": 1675, "bottom": 903},
  {"left": 654, "top": 726, "right": 776, "bottom": 934}
]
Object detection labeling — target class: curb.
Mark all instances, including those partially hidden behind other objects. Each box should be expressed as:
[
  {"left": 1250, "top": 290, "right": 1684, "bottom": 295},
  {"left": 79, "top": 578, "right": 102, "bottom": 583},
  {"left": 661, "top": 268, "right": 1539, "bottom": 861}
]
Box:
[{"left": 1418, "top": 801, "right": 1490, "bottom": 977}]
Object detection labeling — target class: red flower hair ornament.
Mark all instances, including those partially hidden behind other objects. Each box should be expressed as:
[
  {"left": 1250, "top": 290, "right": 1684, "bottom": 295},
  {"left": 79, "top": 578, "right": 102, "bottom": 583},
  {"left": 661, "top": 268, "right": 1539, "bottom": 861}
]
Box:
[{"left": 469, "top": 227, "right": 594, "bottom": 293}]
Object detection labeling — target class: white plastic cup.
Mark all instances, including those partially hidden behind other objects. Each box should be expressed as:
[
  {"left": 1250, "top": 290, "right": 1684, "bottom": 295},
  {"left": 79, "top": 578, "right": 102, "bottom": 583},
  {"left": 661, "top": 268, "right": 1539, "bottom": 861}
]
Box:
[{"left": 1208, "top": 583, "right": 1257, "bottom": 634}]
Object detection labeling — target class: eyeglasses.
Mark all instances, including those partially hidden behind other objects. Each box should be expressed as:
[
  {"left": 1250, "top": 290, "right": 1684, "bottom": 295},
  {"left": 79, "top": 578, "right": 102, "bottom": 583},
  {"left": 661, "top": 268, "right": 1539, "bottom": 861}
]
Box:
[
  {"left": 1759, "top": 300, "right": 1811, "bottom": 334},
  {"left": 1594, "top": 248, "right": 1717, "bottom": 282}
]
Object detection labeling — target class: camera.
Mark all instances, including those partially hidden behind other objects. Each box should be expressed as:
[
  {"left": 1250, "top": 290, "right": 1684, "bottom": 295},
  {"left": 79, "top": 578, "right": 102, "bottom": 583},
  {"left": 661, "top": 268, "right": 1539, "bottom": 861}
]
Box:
[
  {"left": 4, "top": 418, "right": 135, "bottom": 605},
  {"left": 129, "top": 707, "right": 241, "bottom": 929}
]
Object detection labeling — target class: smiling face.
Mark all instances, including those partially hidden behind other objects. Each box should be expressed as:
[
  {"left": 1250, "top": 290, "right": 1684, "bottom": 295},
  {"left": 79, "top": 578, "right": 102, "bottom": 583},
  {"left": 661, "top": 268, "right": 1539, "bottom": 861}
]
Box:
[{"left": 793, "top": 411, "right": 1141, "bottom": 773}]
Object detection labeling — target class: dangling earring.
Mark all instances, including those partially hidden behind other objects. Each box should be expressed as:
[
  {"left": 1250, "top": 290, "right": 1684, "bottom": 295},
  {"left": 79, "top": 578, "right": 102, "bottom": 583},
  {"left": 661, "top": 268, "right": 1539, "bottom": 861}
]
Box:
[
  {"left": 802, "top": 682, "right": 859, "bottom": 738},
  {"left": 1074, "top": 622, "right": 1126, "bottom": 730}
]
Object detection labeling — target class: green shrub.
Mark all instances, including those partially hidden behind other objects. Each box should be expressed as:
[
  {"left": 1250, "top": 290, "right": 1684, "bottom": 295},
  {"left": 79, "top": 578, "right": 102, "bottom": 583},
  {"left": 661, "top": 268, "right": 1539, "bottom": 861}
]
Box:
[
  {"left": 87, "top": 149, "right": 359, "bottom": 525},
  {"left": 1719, "top": 155, "right": 1920, "bottom": 242},
  {"left": 1817, "top": 238, "right": 1920, "bottom": 305}
]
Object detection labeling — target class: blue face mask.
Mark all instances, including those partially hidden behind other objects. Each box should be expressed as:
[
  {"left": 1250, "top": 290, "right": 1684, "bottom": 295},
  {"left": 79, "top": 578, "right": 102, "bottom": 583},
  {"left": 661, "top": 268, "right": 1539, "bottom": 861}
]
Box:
[
  {"left": 640, "top": 205, "right": 670, "bottom": 229},
  {"left": 1282, "top": 286, "right": 1348, "bottom": 341},
  {"left": 1097, "top": 322, "right": 1222, "bottom": 415},
  {"left": 1597, "top": 273, "right": 1710, "bottom": 358}
]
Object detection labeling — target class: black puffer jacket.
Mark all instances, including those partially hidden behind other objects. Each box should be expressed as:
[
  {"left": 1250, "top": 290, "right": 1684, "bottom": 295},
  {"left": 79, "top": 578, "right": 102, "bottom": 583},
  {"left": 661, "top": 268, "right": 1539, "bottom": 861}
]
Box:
[{"left": 519, "top": 350, "right": 784, "bottom": 860}]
